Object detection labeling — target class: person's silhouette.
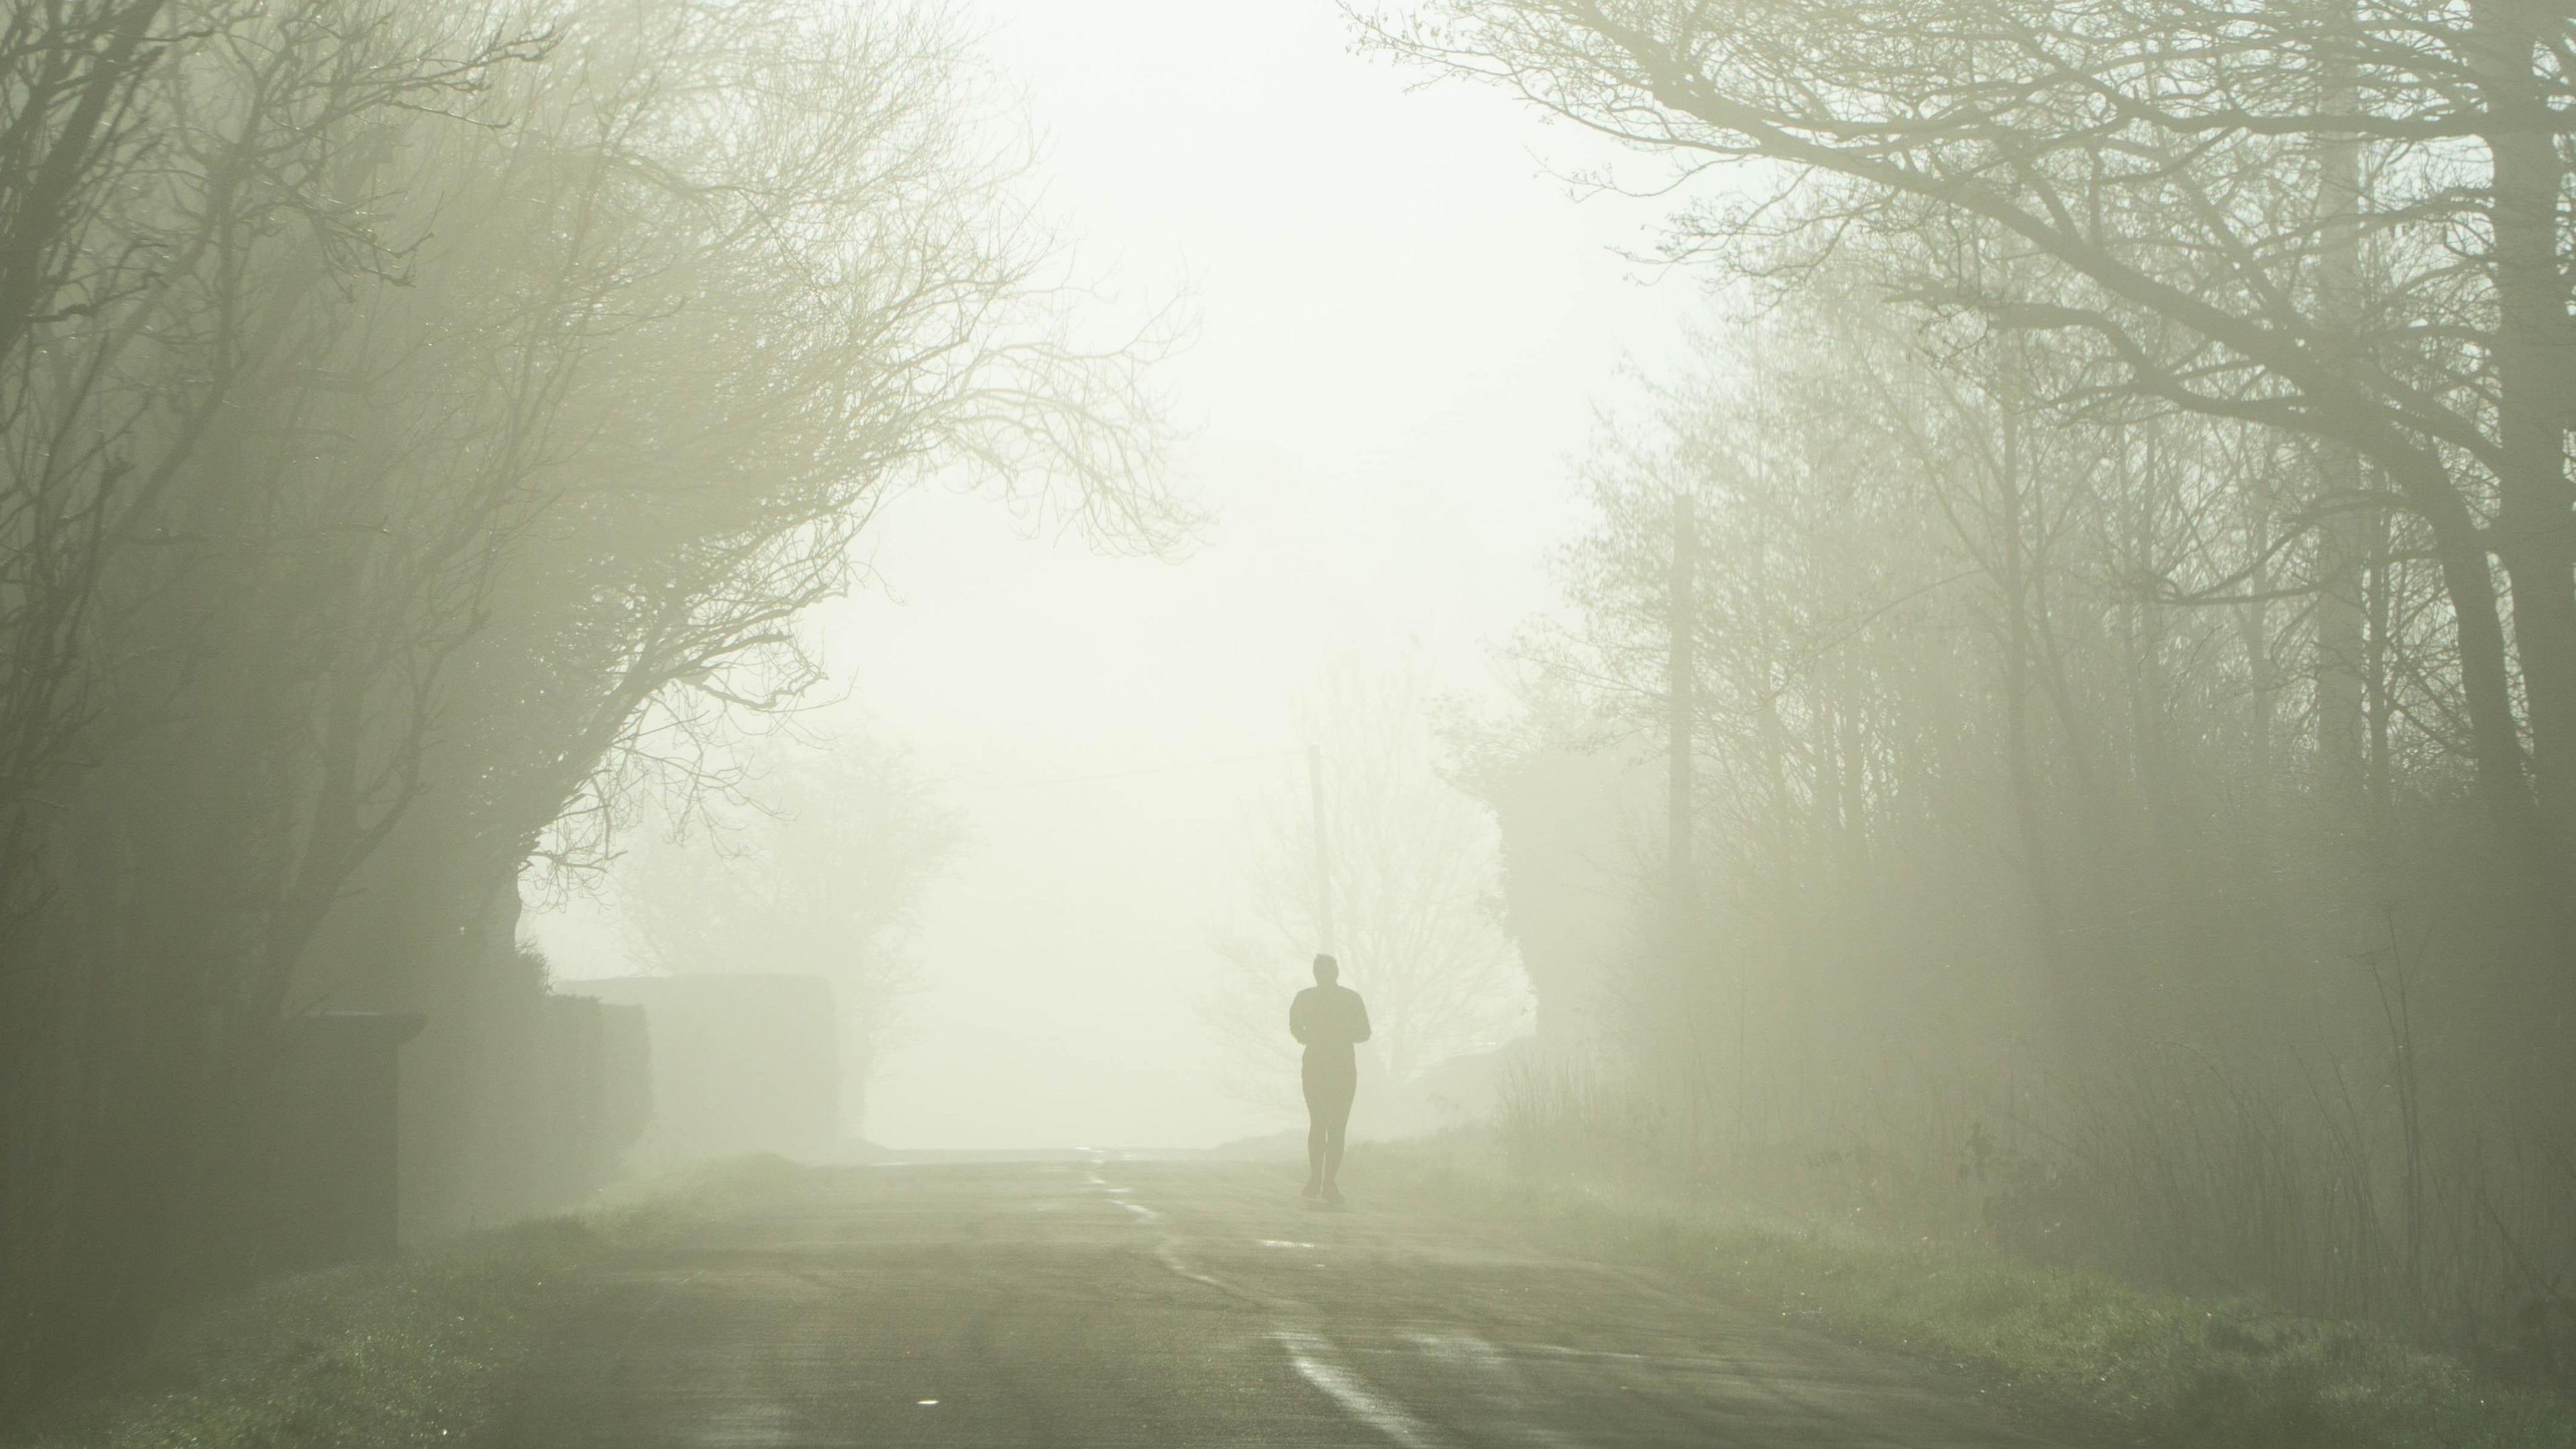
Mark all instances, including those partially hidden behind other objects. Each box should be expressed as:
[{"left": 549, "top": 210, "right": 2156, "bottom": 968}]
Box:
[{"left": 1289, "top": 953, "right": 1371, "bottom": 1204}]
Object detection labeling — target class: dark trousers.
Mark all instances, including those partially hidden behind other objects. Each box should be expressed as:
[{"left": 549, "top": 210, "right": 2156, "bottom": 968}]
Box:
[{"left": 1303, "top": 1052, "right": 1356, "bottom": 1185}]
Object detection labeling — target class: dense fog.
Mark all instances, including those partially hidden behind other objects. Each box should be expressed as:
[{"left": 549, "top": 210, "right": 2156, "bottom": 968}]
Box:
[
  {"left": 9, "top": 0, "right": 2576, "bottom": 1425},
  {"left": 522, "top": 0, "right": 1670, "bottom": 1148}
]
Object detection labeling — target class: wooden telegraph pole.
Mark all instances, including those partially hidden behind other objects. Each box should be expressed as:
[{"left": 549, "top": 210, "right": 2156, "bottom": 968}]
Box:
[{"left": 1307, "top": 742, "right": 1337, "bottom": 955}]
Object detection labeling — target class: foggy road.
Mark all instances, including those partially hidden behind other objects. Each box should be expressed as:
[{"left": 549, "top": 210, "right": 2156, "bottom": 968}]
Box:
[{"left": 493, "top": 1159, "right": 2046, "bottom": 1448}]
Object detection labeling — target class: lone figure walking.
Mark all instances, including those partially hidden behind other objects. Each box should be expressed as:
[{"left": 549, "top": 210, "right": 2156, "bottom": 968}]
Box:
[{"left": 1290, "top": 953, "right": 1371, "bottom": 1204}]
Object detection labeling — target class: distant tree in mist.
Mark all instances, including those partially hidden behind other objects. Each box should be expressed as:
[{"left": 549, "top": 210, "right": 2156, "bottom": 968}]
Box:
[
  {"left": 609, "top": 737, "right": 965, "bottom": 1123},
  {"left": 1205, "top": 653, "right": 1531, "bottom": 1110},
  {"left": 1446, "top": 675, "right": 1650, "bottom": 1055}
]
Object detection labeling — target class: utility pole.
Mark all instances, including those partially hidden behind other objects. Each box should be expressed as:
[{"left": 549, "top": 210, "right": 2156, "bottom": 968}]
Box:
[
  {"left": 1307, "top": 742, "right": 1337, "bottom": 955},
  {"left": 1667, "top": 494, "right": 1697, "bottom": 916}
]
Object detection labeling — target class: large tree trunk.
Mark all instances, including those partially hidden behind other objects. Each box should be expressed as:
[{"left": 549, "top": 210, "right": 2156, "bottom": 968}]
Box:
[
  {"left": 2313, "top": 24, "right": 2373, "bottom": 842},
  {"left": 2477, "top": 0, "right": 2576, "bottom": 890}
]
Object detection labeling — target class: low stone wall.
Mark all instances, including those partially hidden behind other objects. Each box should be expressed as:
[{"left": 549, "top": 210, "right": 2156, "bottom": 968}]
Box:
[{"left": 562, "top": 975, "right": 840, "bottom": 1166}]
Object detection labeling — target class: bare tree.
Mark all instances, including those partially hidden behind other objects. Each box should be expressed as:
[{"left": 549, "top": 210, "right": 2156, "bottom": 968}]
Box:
[
  {"left": 1360, "top": 0, "right": 2576, "bottom": 894},
  {"left": 1475, "top": 239, "right": 2571, "bottom": 1344},
  {"left": 611, "top": 735, "right": 966, "bottom": 1129},
  {"left": 1207, "top": 652, "right": 1531, "bottom": 1111},
  {"left": 0, "top": 0, "right": 1181, "bottom": 1396}
]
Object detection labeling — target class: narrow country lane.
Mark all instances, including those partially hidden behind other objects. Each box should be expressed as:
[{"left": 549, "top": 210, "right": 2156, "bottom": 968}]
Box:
[{"left": 490, "top": 1158, "right": 2051, "bottom": 1448}]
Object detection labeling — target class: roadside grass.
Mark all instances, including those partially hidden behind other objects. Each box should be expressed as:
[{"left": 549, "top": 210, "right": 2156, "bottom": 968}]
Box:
[
  {"left": 5, "top": 1156, "right": 806, "bottom": 1449},
  {"left": 1360, "top": 1138, "right": 2576, "bottom": 1449}
]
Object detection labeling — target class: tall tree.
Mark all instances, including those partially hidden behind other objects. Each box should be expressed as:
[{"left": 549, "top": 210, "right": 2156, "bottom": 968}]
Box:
[
  {"left": 0, "top": 0, "right": 1182, "bottom": 1398},
  {"left": 1363, "top": 0, "right": 2576, "bottom": 894}
]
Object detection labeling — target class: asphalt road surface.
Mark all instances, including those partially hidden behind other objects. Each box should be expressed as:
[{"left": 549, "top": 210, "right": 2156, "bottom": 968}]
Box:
[{"left": 492, "top": 1157, "right": 2053, "bottom": 1447}]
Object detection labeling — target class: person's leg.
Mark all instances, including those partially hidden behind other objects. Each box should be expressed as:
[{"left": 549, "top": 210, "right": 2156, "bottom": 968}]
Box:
[
  {"left": 1301, "top": 1059, "right": 1326, "bottom": 1196},
  {"left": 1320, "top": 1066, "right": 1356, "bottom": 1198}
]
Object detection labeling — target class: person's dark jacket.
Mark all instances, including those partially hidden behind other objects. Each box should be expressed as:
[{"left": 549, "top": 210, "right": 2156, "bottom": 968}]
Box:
[{"left": 1289, "top": 984, "right": 1371, "bottom": 1067}]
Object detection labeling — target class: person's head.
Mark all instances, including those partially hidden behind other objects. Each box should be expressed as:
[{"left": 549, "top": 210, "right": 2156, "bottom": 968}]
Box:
[{"left": 1312, "top": 953, "right": 1339, "bottom": 985}]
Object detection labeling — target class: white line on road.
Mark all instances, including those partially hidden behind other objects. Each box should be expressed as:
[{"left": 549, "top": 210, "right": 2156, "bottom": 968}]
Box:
[
  {"left": 1153, "top": 1240, "right": 1240, "bottom": 1295},
  {"left": 1088, "top": 1177, "right": 1560, "bottom": 1449},
  {"left": 1275, "top": 1332, "right": 1445, "bottom": 1449}
]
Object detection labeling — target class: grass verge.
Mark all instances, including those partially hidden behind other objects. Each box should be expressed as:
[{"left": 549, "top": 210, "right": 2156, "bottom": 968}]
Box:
[
  {"left": 5, "top": 1156, "right": 805, "bottom": 1449},
  {"left": 1359, "top": 1138, "right": 2576, "bottom": 1449}
]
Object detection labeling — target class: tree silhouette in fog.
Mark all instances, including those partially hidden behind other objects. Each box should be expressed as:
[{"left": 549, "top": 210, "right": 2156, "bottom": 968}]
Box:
[
  {"left": 1362, "top": 0, "right": 2576, "bottom": 1352},
  {"left": 0, "top": 0, "right": 1181, "bottom": 1399},
  {"left": 1205, "top": 651, "right": 1529, "bottom": 1110},
  {"left": 610, "top": 733, "right": 965, "bottom": 1129}
]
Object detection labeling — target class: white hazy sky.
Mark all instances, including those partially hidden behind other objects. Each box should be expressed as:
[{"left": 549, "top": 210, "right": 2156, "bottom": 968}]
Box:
[{"left": 531, "top": 0, "right": 1697, "bottom": 1148}]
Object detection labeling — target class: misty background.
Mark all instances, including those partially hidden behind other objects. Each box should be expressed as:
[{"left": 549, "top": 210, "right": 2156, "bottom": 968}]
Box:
[
  {"left": 528, "top": 0, "right": 1683, "bottom": 1148},
  {"left": 15, "top": 0, "right": 2576, "bottom": 1423}
]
